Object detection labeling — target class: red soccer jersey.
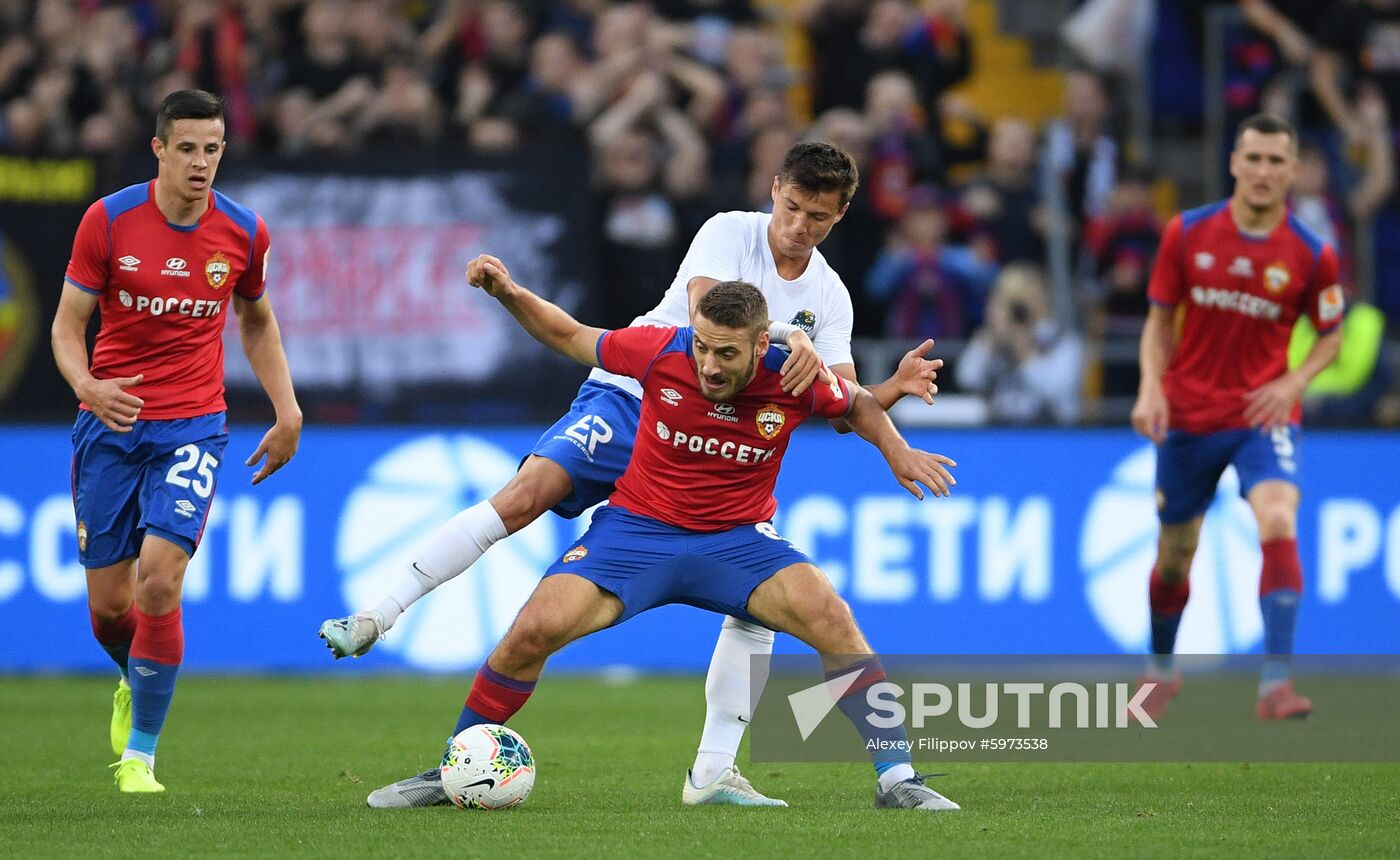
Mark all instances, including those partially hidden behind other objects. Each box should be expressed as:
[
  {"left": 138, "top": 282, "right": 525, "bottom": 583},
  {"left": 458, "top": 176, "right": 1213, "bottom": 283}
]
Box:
[
  {"left": 64, "top": 180, "right": 270, "bottom": 419},
  {"left": 599, "top": 326, "right": 853, "bottom": 531},
  {"left": 1147, "top": 201, "right": 1343, "bottom": 433}
]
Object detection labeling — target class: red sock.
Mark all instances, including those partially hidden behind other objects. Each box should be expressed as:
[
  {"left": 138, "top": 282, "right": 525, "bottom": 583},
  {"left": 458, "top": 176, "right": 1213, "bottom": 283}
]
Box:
[
  {"left": 130, "top": 607, "right": 184, "bottom": 664},
  {"left": 464, "top": 665, "right": 535, "bottom": 723},
  {"left": 89, "top": 605, "right": 136, "bottom": 646},
  {"left": 1149, "top": 567, "right": 1190, "bottom": 615},
  {"left": 1260, "top": 538, "right": 1303, "bottom": 595}
]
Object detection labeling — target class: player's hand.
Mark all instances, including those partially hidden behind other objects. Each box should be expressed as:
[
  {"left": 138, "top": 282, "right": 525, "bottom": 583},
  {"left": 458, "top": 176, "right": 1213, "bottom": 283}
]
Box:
[
  {"left": 1243, "top": 371, "right": 1306, "bottom": 432},
  {"left": 778, "top": 329, "right": 822, "bottom": 395},
  {"left": 81, "top": 374, "right": 144, "bottom": 433},
  {"left": 246, "top": 416, "right": 302, "bottom": 485},
  {"left": 886, "top": 446, "right": 957, "bottom": 500},
  {"left": 1131, "top": 385, "right": 1169, "bottom": 444},
  {"left": 894, "top": 339, "right": 943, "bottom": 405},
  {"left": 466, "top": 254, "right": 514, "bottom": 297}
]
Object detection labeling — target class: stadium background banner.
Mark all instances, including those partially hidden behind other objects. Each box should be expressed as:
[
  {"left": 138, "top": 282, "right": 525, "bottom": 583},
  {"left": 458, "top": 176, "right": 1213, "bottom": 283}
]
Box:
[{"left": 1, "top": 426, "right": 1396, "bottom": 672}]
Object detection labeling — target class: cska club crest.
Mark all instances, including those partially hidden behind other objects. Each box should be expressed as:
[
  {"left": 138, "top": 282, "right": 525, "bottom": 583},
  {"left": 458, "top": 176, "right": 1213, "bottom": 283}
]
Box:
[
  {"left": 1263, "top": 262, "right": 1290, "bottom": 294},
  {"left": 204, "top": 252, "right": 232, "bottom": 289},
  {"left": 756, "top": 403, "right": 785, "bottom": 440},
  {"left": 562, "top": 545, "right": 588, "bottom": 563}
]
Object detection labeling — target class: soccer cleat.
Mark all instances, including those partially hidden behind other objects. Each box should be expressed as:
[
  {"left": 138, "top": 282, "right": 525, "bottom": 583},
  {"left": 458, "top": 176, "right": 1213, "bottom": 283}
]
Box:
[
  {"left": 1256, "top": 680, "right": 1313, "bottom": 720},
  {"left": 110, "top": 676, "right": 132, "bottom": 756},
  {"left": 875, "top": 773, "right": 960, "bottom": 811},
  {"left": 111, "top": 758, "right": 165, "bottom": 793},
  {"left": 682, "top": 767, "right": 788, "bottom": 807},
  {"left": 318, "top": 610, "right": 385, "bottom": 659},
  {"left": 366, "top": 768, "right": 452, "bottom": 808},
  {"left": 1133, "top": 673, "right": 1181, "bottom": 722}
]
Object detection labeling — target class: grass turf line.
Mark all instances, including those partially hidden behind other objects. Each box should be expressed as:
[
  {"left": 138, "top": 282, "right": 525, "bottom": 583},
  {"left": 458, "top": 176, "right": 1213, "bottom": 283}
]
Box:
[{"left": 1, "top": 676, "right": 1397, "bottom": 858}]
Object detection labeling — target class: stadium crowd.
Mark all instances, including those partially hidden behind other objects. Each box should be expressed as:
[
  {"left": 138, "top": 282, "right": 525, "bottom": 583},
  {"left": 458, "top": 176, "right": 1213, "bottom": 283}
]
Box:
[{"left": 1, "top": 0, "right": 1397, "bottom": 424}]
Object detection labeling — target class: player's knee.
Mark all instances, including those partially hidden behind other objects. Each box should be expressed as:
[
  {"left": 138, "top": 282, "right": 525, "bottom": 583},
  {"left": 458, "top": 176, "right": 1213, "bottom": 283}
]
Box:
[
  {"left": 805, "top": 596, "right": 859, "bottom": 650},
  {"left": 136, "top": 568, "right": 185, "bottom": 610},
  {"left": 491, "top": 471, "right": 569, "bottom": 533},
  {"left": 88, "top": 595, "right": 132, "bottom": 623},
  {"left": 500, "top": 613, "right": 568, "bottom": 662},
  {"left": 1255, "top": 507, "right": 1296, "bottom": 541}
]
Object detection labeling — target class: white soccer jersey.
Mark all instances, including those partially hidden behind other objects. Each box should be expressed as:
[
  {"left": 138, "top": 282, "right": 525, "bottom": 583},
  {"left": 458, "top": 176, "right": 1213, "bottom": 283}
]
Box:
[{"left": 589, "top": 210, "right": 856, "bottom": 398}]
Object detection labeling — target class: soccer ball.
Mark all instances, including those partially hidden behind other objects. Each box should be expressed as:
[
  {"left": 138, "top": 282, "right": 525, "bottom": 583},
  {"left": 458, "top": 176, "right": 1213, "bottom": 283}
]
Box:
[{"left": 440, "top": 724, "right": 536, "bottom": 809}]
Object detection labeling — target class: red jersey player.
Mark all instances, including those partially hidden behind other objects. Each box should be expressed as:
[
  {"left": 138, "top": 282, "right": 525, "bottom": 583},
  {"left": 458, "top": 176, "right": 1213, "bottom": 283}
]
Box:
[
  {"left": 1131, "top": 114, "right": 1343, "bottom": 721},
  {"left": 50, "top": 90, "right": 301, "bottom": 793},
  {"left": 360, "top": 254, "right": 961, "bottom": 811}
]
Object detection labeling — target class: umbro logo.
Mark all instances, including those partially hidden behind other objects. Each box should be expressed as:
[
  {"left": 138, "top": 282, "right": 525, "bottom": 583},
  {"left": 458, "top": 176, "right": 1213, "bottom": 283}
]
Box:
[
  {"left": 134, "top": 666, "right": 157, "bottom": 677},
  {"left": 118, "top": 255, "right": 140, "bottom": 271},
  {"left": 175, "top": 499, "right": 196, "bottom": 518},
  {"left": 661, "top": 388, "right": 683, "bottom": 406}
]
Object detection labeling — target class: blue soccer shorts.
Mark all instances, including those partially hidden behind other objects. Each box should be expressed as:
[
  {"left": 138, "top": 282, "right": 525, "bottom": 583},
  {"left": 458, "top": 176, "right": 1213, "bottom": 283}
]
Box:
[
  {"left": 529, "top": 380, "right": 642, "bottom": 518},
  {"left": 543, "top": 505, "right": 813, "bottom": 625},
  {"left": 1155, "top": 424, "right": 1301, "bottom": 524},
  {"left": 71, "top": 410, "right": 229, "bottom": 567}
]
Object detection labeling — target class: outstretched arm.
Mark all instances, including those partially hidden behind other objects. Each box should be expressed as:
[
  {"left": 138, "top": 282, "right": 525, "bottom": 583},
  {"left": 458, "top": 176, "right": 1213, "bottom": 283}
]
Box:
[
  {"left": 842, "top": 383, "right": 956, "bottom": 500},
  {"left": 468, "top": 254, "right": 606, "bottom": 367},
  {"left": 233, "top": 294, "right": 302, "bottom": 484}
]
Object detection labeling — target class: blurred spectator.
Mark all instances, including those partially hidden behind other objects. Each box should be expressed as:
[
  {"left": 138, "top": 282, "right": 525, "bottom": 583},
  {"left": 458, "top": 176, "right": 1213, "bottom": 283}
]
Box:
[
  {"left": 956, "top": 264, "right": 1085, "bottom": 424},
  {"left": 960, "top": 117, "right": 1046, "bottom": 264},
  {"left": 862, "top": 70, "right": 942, "bottom": 221},
  {"left": 1289, "top": 301, "right": 1389, "bottom": 423},
  {"left": 1042, "top": 69, "right": 1119, "bottom": 230},
  {"left": 866, "top": 185, "right": 997, "bottom": 339},
  {"left": 1291, "top": 89, "right": 1394, "bottom": 285},
  {"left": 1311, "top": 0, "right": 1400, "bottom": 144},
  {"left": 1236, "top": 0, "right": 1330, "bottom": 131}
]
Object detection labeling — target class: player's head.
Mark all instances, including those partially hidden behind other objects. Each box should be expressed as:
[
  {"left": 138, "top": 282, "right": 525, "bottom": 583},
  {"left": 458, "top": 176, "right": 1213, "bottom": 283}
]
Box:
[
  {"left": 152, "top": 89, "right": 226, "bottom": 201},
  {"left": 692, "top": 280, "right": 770, "bottom": 402},
  {"left": 1229, "top": 113, "right": 1299, "bottom": 214},
  {"left": 769, "top": 142, "right": 856, "bottom": 262}
]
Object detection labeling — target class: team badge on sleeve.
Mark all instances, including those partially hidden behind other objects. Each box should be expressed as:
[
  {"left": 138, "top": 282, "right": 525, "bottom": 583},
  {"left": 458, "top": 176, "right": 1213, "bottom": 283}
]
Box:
[
  {"left": 756, "top": 404, "right": 786, "bottom": 440},
  {"left": 1263, "top": 263, "right": 1290, "bottom": 293},
  {"left": 1319, "top": 284, "right": 1345, "bottom": 323},
  {"left": 204, "top": 252, "right": 231, "bottom": 289}
]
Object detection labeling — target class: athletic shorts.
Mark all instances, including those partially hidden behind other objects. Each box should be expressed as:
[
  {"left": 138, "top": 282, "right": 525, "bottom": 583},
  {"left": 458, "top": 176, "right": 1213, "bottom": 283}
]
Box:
[
  {"left": 529, "top": 380, "right": 641, "bottom": 518},
  {"left": 71, "top": 410, "right": 229, "bottom": 567},
  {"left": 543, "top": 505, "right": 812, "bottom": 625},
  {"left": 1155, "top": 424, "right": 1301, "bottom": 524}
]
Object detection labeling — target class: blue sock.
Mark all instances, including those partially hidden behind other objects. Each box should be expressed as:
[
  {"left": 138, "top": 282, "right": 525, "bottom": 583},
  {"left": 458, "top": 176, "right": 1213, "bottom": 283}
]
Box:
[
  {"left": 830, "top": 659, "right": 912, "bottom": 778},
  {"left": 1260, "top": 588, "right": 1300, "bottom": 690},
  {"left": 453, "top": 704, "right": 493, "bottom": 737},
  {"left": 126, "top": 657, "right": 179, "bottom": 759}
]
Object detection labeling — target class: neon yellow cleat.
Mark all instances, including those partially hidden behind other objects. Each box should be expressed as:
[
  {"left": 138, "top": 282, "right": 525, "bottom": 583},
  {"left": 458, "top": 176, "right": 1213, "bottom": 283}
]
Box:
[
  {"left": 111, "top": 677, "right": 132, "bottom": 756},
  {"left": 111, "top": 758, "right": 165, "bottom": 793}
]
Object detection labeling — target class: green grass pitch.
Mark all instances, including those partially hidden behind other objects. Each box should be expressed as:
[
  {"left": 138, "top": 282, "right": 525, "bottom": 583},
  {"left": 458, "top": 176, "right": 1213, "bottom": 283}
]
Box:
[{"left": 3, "top": 675, "right": 1398, "bottom": 858}]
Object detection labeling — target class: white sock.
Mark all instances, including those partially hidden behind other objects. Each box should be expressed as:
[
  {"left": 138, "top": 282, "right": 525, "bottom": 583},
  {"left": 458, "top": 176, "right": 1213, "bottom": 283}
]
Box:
[
  {"left": 878, "top": 763, "right": 916, "bottom": 793},
  {"left": 371, "top": 501, "right": 508, "bottom": 630},
  {"left": 121, "top": 749, "right": 155, "bottom": 769},
  {"left": 691, "top": 616, "right": 775, "bottom": 786}
]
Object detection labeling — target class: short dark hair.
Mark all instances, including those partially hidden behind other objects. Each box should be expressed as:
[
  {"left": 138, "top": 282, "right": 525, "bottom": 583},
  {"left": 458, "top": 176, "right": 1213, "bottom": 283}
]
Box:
[
  {"left": 1234, "top": 113, "right": 1297, "bottom": 152},
  {"left": 695, "top": 281, "right": 769, "bottom": 335},
  {"left": 156, "top": 89, "right": 224, "bottom": 141},
  {"left": 778, "top": 142, "right": 859, "bottom": 206}
]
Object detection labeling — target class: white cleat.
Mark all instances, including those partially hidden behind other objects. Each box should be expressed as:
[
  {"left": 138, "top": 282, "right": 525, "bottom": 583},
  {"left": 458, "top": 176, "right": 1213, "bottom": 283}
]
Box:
[
  {"left": 875, "top": 773, "right": 960, "bottom": 811},
  {"left": 318, "top": 610, "right": 385, "bottom": 659},
  {"left": 366, "top": 768, "right": 451, "bottom": 808},
  {"left": 682, "top": 767, "right": 788, "bottom": 807}
]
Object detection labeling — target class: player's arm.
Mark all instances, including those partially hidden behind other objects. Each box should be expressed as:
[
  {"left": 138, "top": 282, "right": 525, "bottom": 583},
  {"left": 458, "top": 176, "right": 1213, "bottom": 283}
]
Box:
[
  {"left": 821, "top": 341, "right": 944, "bottom": 435},
  {"left": 51, "top": 282, "right": 144, "bottom": 433},
  {"left": 842, "top": 382, "right": 956, "bottom": 500},
  {"left": 233, "top": 293, "right": 302, "bottom": 484},
  {"left": 470, "top": 254, "right": 604, "bottom": 367},
  {"left": 688, "top": 274, "right": 827, "bottom": 396},
  {"left": 1131, "top": 304, "right": 1175, "bottom": 444}
]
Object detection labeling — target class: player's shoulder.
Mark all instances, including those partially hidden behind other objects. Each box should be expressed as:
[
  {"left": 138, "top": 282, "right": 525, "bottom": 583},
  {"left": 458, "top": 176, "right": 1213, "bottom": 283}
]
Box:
[
  {"left": 211, "top": 188, "right": 263, "bottom": 240},
  {"left": 697, "top": 209, "right": 764, "bottom": 240},
  {"left": 1177, "top": 200, "right": 1229, "bottom": 234},
  {"left": 94, "top": 181, "right": 153, "bottom": 224},
  {"left": 1282, "top": 212, "right": 1329, "bottom": 260}
]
